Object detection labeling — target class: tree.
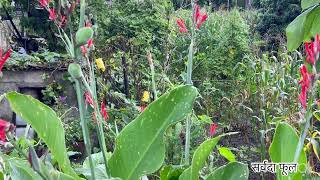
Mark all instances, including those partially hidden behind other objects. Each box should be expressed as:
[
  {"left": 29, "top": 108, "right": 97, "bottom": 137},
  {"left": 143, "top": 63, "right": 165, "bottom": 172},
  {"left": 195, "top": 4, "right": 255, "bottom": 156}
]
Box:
[{"left": 256, "top": 0, "right": 301, "bottom": 51}]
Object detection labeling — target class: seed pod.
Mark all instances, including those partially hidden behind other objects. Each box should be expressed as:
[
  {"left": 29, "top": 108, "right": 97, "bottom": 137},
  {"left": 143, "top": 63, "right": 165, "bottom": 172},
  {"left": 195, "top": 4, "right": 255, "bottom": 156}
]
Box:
[
  {"left": 75, "top": 27, "right": 94, "bottom": 46},
  {"left": 68, "top": 63, "right": 83, "bottom": 79}
]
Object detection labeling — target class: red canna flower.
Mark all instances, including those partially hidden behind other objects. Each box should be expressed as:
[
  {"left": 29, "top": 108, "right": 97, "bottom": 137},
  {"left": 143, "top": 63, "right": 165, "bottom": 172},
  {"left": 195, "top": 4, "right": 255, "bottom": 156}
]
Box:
[
  {"left": 209, "top": 123, "right": 218, "bottom": 137},
  {"left": 0, "top": 119, "right": 10, "bottom": 142},
  {"left": 316, "top": 34, "right": 320, "bottom": 52},
  {"left": 101, "top": 100, "right": 109, "bottom": 121},
  {"left": 176, "top": 18, "right": 188, "bottom": 33},
  {"left": 39, "top": 0, "right": 49, "bottom": 8},
  {"left": 58, "top": 16, "right": 67, "bottom": 27},
  {"left": 196, "top": 13, "right": 208, "bottom": 29},
  {"left": 85, "top": 21, "right": 92, "bottom": 27},
  {"left": 84, "top": 91, "right": 94, "bottom": 108},
  {"left": 195, "top": 4, "right": 201, "bottom": 23},
  {"left": 305, "top": 42, "right": 315, "bottom": 65},
  {"left": 299, "top": 65, "right": 311, "bottom": 109},
  {"left": 49, "top": 8, "right": 56, "bottom": 21},
  {"left": 87, "top": 38, "right": 93, "bottom": 48},
  {"left": 138, "top": 104, "right": 147, "bottom": 112},
  {"left": 0, "top": 48, "right": 12, "bottom": 73},
  {"left": 81, "top": 45, "right": 87, "bottom": 56}
]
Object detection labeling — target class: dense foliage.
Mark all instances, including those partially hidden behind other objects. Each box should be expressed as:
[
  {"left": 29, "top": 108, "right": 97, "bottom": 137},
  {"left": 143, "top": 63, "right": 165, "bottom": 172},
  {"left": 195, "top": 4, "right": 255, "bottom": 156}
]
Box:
[{"left": 1, "top": 0, "right": 320, "bottom": 179}]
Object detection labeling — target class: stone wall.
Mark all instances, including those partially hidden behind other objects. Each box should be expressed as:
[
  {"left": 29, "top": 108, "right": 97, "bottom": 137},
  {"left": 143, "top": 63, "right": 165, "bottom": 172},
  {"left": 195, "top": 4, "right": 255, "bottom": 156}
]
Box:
[{"left": 0, "top": 70, "right": 77, "bottom": 122}]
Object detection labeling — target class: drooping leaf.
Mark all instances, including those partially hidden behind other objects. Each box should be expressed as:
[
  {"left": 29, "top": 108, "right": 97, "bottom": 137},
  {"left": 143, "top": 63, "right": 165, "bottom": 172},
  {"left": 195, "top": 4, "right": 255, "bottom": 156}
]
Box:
[
  {"left": 310, "top": 138, "right": 320, "bottom": 161},
  {"left": 302, "top": 0, "right": 320, "bottom": 10},
  {"left": 9, "top": 159, "right": 42, "bottom": 180},
  {"left": 179, "top": 137, "right": 221, "bottom": 180},
  {"left": 286, "top": 6, "right": 315, "bottom": 51},
  {"left": 6, "top": 92, "right": 78, "bottom": 178},
  {"left": 205, "top": 162, "right": 249, "bottom": 180},
  {"left": 76, "top": 165, "right": 110, "bottom": 180},
  {"left": 160, "top": 166, "right": 185, "bottom": 180},
  {"left": 218, "top": 146, "right": 236, "bottom": 162},
  {"left": 108, "top": 85, "right": 198, "bottom": 180},
  {"left": 269, "top": 123, "right": 307, "bottom": 180}
]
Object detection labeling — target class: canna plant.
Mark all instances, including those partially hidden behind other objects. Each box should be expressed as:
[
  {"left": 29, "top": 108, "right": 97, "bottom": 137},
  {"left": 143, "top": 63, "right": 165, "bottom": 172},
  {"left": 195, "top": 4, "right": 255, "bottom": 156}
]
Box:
[{"left": 0, "top": 0, "right": 250, "bottom": 179}]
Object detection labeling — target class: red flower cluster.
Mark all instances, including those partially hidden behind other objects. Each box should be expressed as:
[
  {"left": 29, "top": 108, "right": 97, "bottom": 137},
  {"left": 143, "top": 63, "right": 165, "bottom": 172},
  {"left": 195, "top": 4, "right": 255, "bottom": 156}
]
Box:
[
  {"left": 84, "top": 92, "right": 109, "bottom": 121},
  {"left": 176, "top": 3, "right": 208, "bottom": 33},
  {"left": 38, "top": 0, "right": 75, "bottom": 27},
  {"left": 49, "top": 8, "right": 56, "bottom": 21},
  {"left": 209, "top": 123, "right": 218, "bottom": 137},
  {"left": 298, "top": 65, "right": 311, "bottom": 110},
  {"left": 0, "top": 119, "right": 10, "bottom": 142},
  {"left": 194, "top": 4, "right": 208, "bottom": 29},
  {"left": 0, "top": 48, "right": 12, "bottom": 74},
  {"left": 84, "top": 91, "right": 95, "bottom": 108},
  {"left": 101, "top": 100, "right": 109, "bottom": 121},
  {"left": 176, "top": 19, "right": 188, "bottom": 33},
  {"left": 81, "top": 38, "right": 94, "bottom": 56},
  {"left": 39, "top": 0, "right": 50, "bottom": 7}
]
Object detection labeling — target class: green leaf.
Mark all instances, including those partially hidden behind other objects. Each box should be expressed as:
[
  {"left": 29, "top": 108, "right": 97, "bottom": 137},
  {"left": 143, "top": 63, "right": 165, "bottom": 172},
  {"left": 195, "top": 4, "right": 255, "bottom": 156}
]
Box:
[
  {"left": 179, "top": 137, "right": 221, "bottom": 180},
  {"left": 313, "top": 110, "right": 320, "bottom": 121},
  {"left": 205, "top": 162, "right": 249, "bottom": 180},
  {"left": 286, "top": 7, "right": 315, "bottom": 51},
  {"left": 83, "top": 152, "right": 112, "bottom": 168},
  {"left": 108, "top": 85, "right": 198, "bottom": 180},
  {"left": 76, "top": 165, "right": 110, "bottom": 180},
  {"left": 302, "top": 0, "right": 320, "bottom": 10},
  {"left": 6, "top": 92, "right": 78, "bottom": 178},
  {"left": 160, "top": 166, "right": 185, "bottom": 180},
  {"left": 310, "top": 138, "right": 320, "bottom": 161},
  {"left": 218, "top": 147, "right": 236, "bottom": 162},
  {"left": 9, "top": 159, "right": 42, "bottom": 180},
  {"left": 269, "top": 123, "right": 307, "bottom": 180},
  {"left": 197, "top": 115, "right": 212, "bottom": 124}
]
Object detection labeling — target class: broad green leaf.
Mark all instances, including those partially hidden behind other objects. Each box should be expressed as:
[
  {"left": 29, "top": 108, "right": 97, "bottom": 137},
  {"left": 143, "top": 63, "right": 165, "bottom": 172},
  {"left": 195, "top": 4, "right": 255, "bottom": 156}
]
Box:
[
  {"left": 9, "top": 159, "right": 42, "bottom": 180},
  {"left": 179, "top": 137, "right": 221, "bottom": 180},
  {"left": 286, "top": 7, "right": 315, "bottom": 51},
  {"left": 205, "top": 162, "right": 249, "bottom": 180},
  {"left": 269, "top": 123, "right": 307, "bottom": 180},
  {"left": 309, "top": 7, "right": 320, "bottom": 36},
  {"left": 6, "top": 92, "right": 78, "bottom": 178},
  {"left": 108, "top": 85, "right": 198, "bottom": 180},
  {"left": 160, "top": 166, "right": 185, "bottom": 180},
  {"left": 302, "top": 0, "right": 320, "bottom": 9},
  {"left": 218, "top": 146, "right": 236, "bottom": 162}
]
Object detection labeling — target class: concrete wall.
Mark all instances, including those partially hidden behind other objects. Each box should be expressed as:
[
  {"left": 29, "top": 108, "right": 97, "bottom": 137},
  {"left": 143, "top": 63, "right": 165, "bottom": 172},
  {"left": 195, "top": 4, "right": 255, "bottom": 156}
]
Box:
[{"left": 0, "top": 70, "right": 77, "bottom": 122}]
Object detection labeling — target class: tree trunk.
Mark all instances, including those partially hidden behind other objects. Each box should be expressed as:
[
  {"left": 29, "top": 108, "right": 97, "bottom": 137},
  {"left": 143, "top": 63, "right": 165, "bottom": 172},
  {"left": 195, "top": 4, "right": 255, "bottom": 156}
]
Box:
[{"left": 122, "top": 53, "right": 129, "bottom": 98}]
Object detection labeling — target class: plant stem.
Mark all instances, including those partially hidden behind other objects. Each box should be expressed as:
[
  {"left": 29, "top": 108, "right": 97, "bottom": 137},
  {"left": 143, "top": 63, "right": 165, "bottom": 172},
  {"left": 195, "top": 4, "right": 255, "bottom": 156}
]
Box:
[
  {"left": 81, "top": 75, "right": 110, "bottom": 177},
  {"left": 79, "top": 0, "right": 85, "bottom": 29},
  {"left": 74, "top": 80, "right": 96, "bottom": 180},
  {"left": 150, "top": 63, "right": 158, "bottom": 99},
  {"left": 184, "top": 0, "right": 196, "bottom": 165},
  {"left": 294, "top": 66, "right": 318, "bottom": 162}
]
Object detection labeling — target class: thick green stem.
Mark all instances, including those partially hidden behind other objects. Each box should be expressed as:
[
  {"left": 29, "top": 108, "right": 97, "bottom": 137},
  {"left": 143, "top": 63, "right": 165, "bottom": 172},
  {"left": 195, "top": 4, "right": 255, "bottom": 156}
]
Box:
[
  {"left": 79, "top": 0, "right": 86, "bottom": 29},
  {"left": 184, "top": 0, "right": 196, "bottom": 165},
  {"left": 81, "top": 75, "right": 110, "bottom": 176},
  {"left": 74, "top": 80, "right": 96, "bottom": 180}
]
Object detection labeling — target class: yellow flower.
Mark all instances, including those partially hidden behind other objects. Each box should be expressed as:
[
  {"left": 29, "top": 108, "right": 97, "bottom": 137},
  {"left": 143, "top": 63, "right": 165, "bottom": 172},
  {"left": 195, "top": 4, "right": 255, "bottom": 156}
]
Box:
[
  {"left": 95, "top": 58, "right": 106, "bottom": 72},
  {"left": 141, "top": 91, "right": 150, "bottom": 102}
]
